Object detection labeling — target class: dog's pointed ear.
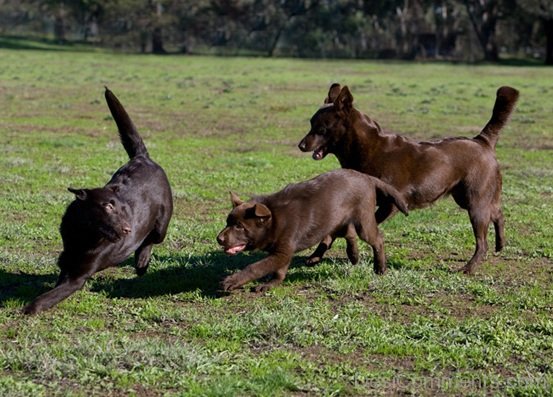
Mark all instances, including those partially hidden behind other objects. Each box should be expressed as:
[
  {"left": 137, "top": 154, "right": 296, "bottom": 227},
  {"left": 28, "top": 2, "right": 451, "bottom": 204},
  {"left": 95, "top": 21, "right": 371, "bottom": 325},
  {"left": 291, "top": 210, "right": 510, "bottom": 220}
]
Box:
[
  {"left": 68, "top": 187, "right": 88, "bottom": 201},
  {"left": 253, "top": 203, "right": 272, "bottom": 221},
  {"left": 334, "top": 86, "right": 353, "bottom": 113},
  {"left": 230, "top": 191, "right": 243, "bottom": 208},
  {"left": 325, "top": 83, "right": 341, "bottom": 104}
]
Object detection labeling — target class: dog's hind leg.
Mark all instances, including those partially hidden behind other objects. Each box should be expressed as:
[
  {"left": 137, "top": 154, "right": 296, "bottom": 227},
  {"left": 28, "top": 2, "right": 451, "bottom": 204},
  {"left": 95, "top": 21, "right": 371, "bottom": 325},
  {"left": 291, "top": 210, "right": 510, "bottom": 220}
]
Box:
[
  {"left": 22, "top": 273, "right": 89, "bottom": 315},
  {"left": 306, "top": 235, "right": 334, "bottom": 266},
  {"left": 345, "top": 224, "right": 360, "bottom": 265},
  {"left": 356, "top": 220, "right": 386, "bottom": 274},
  {"left": 492, "top": 208, "right": 505, "bottom": 252},
  {"left": 375, "top": 202, "right": 398, "bottom": 224},
  {"left": 462, "top": 207, "right": 491, "bottom": 274}
]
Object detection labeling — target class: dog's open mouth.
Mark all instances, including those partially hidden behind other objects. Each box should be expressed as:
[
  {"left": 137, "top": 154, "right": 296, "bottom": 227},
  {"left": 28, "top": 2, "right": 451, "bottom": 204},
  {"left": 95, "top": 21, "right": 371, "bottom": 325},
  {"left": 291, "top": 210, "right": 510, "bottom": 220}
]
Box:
[
  {"left": 225, "top": 244, "right": 246, "bottom": 255},
  {"left": 313, "top": 146, "right": 327, "bottom": 160}
]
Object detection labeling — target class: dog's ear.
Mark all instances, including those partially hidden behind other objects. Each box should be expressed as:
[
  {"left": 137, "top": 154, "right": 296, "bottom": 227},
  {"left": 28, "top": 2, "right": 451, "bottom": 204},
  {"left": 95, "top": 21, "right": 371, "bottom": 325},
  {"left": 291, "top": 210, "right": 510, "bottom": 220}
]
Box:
[
  {"left": 68, "top": 187, "right": 88, "bottom": 201},
  {"left": 230, "top": 191, "right": 243, "bottom": 208},
  {"left": 325, "top": 83, "right": 342, "bottom": 104},
  {"left": 253, "top": 203, "right": 272, "bottom": 222},
  {"left": 334, "top": 86, "right": 353, "bottom": 113}
]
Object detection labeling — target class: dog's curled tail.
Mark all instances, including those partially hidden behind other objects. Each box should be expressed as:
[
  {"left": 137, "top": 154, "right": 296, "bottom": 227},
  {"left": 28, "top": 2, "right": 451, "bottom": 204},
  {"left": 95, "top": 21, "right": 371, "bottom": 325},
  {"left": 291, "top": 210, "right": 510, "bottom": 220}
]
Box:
[
  {"left": 104, "top": 87, "right": 148, "bottom": 159},
  {"left": 476, "top": 86, "right": 519, "bottom": 149},
  {"left": 372, "top": 178, "right": 409, "bottom": 216}
]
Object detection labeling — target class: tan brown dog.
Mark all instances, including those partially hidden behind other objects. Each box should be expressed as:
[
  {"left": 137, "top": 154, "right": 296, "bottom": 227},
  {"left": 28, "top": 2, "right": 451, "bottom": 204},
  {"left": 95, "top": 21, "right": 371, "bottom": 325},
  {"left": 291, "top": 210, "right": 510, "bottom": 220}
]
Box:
[
  {"left": 298, "top": 84, "right": 519, "bottom": 274},
  {"left": 217, "top": 169, "right": 408, "bottom": 292}
]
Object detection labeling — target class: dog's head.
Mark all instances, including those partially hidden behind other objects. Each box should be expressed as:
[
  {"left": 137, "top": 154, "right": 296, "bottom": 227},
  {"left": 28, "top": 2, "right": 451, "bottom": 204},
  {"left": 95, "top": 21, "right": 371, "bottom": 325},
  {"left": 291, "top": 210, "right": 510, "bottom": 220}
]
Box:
[
  {"left": 216, "top": 192, "right": 272, "bottom": 255},
  {"left": 298, "top": 83, "right": 354, "bottom": 160},
  {"left": 66, "top": 186, "right": 131, "bottom": 242}
]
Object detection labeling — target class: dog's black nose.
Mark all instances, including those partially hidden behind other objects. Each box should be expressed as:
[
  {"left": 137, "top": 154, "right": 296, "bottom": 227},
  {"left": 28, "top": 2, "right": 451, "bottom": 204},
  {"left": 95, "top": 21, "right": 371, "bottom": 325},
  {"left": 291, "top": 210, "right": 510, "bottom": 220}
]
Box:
[
  {"left": 298, "top": 140, "right": 307, "bottom": 151},
  {"left": 216, "top": 233, "right": 225, "bottom": 245}
]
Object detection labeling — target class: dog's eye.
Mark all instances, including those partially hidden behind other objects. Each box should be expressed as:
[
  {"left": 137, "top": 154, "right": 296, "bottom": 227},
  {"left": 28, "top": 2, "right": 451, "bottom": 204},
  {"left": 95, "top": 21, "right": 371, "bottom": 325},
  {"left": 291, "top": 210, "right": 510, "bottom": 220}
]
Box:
[
  {"left": 103, "top": 202, "right": 115, "bottom": 212},
  {"left": 235, "top": 223, "right": 244, "bottom": 230},
  {"left": 318, "top": 127, "right": 327, "bottom": 135}
]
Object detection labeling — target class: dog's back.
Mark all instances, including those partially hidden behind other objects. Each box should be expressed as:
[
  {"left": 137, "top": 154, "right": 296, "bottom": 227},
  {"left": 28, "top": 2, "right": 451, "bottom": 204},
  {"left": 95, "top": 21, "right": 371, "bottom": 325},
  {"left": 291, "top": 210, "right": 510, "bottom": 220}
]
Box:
[{"left": 258, "top": 169, "right": 404, "bottom": 252}]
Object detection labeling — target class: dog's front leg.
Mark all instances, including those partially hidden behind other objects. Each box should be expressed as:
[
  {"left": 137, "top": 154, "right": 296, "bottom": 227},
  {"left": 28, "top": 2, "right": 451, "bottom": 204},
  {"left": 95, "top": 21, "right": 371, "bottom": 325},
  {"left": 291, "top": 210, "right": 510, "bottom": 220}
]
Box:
[
  {"left": 306, "top": 235, "right": 334, "bottom": 266},
  {"left": 134, "top": 241, "right": 154, "bottom": 276},
  {"left": 22, "top": 273, "right": 89, "bottom": 315},
  {"left": 222, "top": 251, "right": 292, "bottom": 292}
]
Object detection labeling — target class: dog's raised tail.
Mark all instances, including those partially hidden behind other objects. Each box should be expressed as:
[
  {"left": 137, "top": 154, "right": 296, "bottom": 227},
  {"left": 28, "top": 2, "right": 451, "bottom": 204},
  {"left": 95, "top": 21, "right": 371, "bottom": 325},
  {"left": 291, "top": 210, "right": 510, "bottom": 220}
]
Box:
[
  {"left": 476, "top": 86, "right": 519, "bottom": 149},
  {"left": 104, "top": 87, "right": 148, "bottom": 159},
  {"left": 372, "top": 178, "right": 409, "bottom": 216}
]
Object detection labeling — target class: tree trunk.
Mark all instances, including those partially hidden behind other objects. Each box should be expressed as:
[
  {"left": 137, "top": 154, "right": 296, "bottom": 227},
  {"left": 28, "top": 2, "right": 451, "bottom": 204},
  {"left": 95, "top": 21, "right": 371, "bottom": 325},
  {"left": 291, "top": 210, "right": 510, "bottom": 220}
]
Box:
[
  {"left": 480, "top": 18, "right": 499, "bottom": 61},
  {"left": 464, "top": 0, "right": 499, "bottom": 62},
  {"left": 268, "top": 25, "right": 284, "bottom": 57},
  {"left": 54, "top": 3, "right": 66, "bottom": 43},
  {"left": 152, "top": 27, "right": 166, "bottom": 54},
  {"left": 544, "top": 18, "right": 553, "bottom": 65},
  {"left": 151, "top": 1, "right": 166, "bottom": 54}
]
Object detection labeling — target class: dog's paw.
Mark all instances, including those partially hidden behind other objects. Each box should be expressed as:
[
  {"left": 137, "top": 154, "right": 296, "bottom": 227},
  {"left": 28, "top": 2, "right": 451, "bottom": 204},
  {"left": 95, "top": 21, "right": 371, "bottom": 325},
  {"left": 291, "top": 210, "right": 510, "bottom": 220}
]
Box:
[
  {"left": 305, "top": 256, "right": 321, "bottom": 266},
  {"left": 135, "top": 265, "right": 149, "bottom": 277},
  {"left": 458, "top": 265, "right": 476, "bottom": 275},
  {"left": 252, "top": 283, "right": 273, "bottom": 293},
  {"left": 221, "top": 274, "right": 244, "bottom": 292},
  {"left": 22, "top": 303, "right": 39, "bottom": 315}
]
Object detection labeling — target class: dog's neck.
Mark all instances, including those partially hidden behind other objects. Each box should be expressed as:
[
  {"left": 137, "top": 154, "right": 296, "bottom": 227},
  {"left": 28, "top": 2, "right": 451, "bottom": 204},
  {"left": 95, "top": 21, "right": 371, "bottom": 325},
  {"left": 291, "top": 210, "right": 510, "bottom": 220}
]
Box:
[{"left": 334, "top": 109, "right": 385, "bottom": 174}]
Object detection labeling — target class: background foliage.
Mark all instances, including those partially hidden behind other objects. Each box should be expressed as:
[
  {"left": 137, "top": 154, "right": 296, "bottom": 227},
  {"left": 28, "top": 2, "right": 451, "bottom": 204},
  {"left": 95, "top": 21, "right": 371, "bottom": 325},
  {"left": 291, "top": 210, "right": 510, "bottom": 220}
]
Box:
[{"left": 1, "top": 0, "right": 553, "bottom": 63}]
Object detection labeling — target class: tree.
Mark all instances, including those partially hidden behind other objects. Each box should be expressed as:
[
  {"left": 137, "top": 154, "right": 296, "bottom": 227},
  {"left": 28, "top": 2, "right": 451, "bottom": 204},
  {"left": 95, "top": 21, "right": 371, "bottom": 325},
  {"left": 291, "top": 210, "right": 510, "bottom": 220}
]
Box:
[
  {"left": 463, "top": 0, "right": 502, "bottom": 61},
  {"left": 518, "top": 0, "right": 553, "bottom": 64},
  {"left": 101, "top": 0, "right": 180, "bottom": 53}
]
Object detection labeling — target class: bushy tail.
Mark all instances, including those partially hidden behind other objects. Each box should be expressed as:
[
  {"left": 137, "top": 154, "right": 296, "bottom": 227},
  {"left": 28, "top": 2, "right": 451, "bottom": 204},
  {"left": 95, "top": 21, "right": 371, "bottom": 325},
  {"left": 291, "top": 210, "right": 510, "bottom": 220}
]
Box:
[
  {"left": 476, "top": 86, "right": 519, "bottom": 149},
  {"left": 372, "top": 177, "right": 409, "bottom": 216},
  {"left": 104, "top": 87, "right": 148, "bottom": 159}
]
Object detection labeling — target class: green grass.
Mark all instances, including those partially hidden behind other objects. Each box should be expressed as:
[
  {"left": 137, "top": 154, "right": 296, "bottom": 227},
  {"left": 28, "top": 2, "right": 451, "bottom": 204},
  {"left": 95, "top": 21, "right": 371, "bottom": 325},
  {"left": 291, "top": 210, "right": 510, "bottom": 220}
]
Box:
[{"left": 0, "top": 45, "right": 552, "bottom": 396}]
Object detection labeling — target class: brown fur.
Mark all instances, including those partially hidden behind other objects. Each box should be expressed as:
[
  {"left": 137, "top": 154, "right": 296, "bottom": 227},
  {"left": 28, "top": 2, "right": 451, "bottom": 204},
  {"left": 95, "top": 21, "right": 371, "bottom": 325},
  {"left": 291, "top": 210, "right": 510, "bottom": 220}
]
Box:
[
  {"left": 216, "top": 169, "right": 408, "bottom": 292},
  {"left": 298, "top": 84, "right": 519, "bottom": 274},
  {"left": 23, "top": 88, "right": 173, "bottom": 314}
]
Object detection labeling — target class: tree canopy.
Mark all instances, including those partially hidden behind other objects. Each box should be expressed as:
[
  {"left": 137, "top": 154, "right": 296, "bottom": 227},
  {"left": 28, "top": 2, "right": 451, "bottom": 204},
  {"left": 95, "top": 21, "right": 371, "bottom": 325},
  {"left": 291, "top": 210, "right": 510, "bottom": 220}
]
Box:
[{"left": 1, "top": 0, "right": 550, "bottom": 63}]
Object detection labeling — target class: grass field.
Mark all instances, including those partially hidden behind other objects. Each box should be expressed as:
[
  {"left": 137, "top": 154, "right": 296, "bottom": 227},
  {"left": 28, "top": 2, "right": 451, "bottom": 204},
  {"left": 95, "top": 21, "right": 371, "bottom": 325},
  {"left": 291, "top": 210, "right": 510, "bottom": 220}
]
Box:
[{"left": 0, "top": 43, "right": 552, "bottom": 396}]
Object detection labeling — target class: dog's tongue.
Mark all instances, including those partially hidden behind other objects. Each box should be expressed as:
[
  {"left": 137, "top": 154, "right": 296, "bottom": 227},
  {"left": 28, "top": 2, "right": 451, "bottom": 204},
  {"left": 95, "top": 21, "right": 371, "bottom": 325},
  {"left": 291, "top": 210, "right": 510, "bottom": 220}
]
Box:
[
  {"left": 226, "top": 244, "right": 246, "bottom": 255},
  {"left": 313, "top": 148, "right": 325, "bottom": 160}
]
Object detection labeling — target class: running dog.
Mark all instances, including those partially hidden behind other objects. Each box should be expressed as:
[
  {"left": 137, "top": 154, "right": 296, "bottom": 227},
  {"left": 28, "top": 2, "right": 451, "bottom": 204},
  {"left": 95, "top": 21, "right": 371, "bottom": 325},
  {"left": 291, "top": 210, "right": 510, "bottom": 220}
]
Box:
[
  {"left": 23, "top": 88, "right": 173, "bottom": 314},
  {"left": 217, "top": 169, "right": 408, "bottom": 292}
]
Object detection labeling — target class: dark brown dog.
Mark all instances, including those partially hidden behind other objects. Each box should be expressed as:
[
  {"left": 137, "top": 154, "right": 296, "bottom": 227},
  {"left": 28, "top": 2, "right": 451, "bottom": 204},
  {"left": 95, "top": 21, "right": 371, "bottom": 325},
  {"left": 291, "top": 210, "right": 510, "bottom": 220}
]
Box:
[
  {"left": 216, "top": 169, "right": 408, "bottom": 292},
  {"left": 298, "top": 84, "right": 519, "bottom": 274},
  {"left": 23, "top": 88, "right": 173, "bottom": 314}
]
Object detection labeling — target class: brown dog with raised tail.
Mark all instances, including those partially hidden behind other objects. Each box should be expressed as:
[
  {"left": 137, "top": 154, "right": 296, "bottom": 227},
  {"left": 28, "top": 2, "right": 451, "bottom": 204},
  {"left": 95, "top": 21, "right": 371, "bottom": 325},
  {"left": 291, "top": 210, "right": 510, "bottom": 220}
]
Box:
[
  {"left": 23, "top": 88, "right": 173, "bottom": 314},
  {"left": 298, "top": 84, "right": 519, "bottom": 274}
]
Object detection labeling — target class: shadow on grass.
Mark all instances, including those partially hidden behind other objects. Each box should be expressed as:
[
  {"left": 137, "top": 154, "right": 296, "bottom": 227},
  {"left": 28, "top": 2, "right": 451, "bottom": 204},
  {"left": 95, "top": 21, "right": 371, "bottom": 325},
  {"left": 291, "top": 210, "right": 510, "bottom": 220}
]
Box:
[
  {"left": 0, "top": 270, "right": 58, "bottom": 306},
  {"left": 0, "top": 252, "right": 252, "bottom": 306},
  {"left": 0, "top": 250, "right": 402, "bottom": 307},
  {"left": 89, "top": 251, "right": 266, "bottom": 299},
  {"left": 90, "top": 252, "right": 355, "bottom": 299}
]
